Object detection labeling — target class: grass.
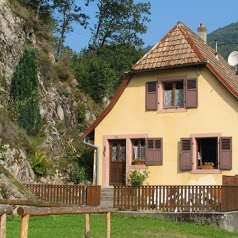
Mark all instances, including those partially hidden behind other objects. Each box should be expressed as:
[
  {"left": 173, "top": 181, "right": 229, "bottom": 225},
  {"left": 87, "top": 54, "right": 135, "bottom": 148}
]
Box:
[{"left": 6, "top": 213, "right": 238, "bottom": 238}]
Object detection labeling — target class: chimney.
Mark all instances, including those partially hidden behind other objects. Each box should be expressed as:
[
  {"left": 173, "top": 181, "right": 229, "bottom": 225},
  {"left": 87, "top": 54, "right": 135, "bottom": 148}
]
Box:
[{"left": 197, "top": 23, "right": 207, "bottom": 42}]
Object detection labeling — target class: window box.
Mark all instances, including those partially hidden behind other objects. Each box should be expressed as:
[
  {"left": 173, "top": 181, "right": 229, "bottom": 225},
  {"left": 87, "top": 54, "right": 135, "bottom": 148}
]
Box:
[
  {"left": 132, "top": 160, "right": 145, "bottom": 165},
  {"left": 200, "top": 164, "right": 214, "bottom": 169}
]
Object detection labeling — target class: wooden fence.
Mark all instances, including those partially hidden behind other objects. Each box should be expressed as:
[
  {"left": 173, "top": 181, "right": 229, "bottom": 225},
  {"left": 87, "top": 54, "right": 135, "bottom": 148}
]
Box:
[
  {"left": 24, "top": 184, "right": 101, "bottom": 206},
  {"left": 17, "top": 206, "right": 117, "bottom": 238},
  {"left": 0, "top": 205, "right": 13, "bottom": 238},
  {"left": 0, "top": 201, "right": 117, "bottom": 238},
  {"left": 114, "top": 185, "right": 238, "bottom": 212}
]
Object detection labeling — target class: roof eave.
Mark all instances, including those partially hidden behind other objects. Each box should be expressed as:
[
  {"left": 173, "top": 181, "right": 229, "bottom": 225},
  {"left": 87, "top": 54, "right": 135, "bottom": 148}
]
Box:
[
  {"left": 130, "top": 61, "right": 208, "bottom": 74},
  {"left": 207, "top": 63, "right": 238, "bottom": 99}
]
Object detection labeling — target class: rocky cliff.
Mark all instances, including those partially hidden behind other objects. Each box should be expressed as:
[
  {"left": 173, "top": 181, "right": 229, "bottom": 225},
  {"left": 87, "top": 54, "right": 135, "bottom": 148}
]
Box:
[{"left": 0, "top": 0, "right": 98, "bottom": 199}]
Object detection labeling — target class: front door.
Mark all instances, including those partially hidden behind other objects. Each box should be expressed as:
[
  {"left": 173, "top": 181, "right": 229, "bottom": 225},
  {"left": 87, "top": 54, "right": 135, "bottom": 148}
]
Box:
[{"left": 109, "top": 140, "right": 126, "bottom": 185}]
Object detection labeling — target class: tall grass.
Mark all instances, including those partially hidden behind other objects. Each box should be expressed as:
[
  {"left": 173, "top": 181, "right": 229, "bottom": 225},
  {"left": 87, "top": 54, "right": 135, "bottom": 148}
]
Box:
[{"left": 7, "top": 213, "right": 238, "bottom": 238}]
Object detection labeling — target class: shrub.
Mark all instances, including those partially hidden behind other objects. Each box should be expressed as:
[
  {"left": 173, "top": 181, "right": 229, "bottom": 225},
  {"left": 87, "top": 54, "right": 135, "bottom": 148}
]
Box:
[
  {"left": 69, "top": 165, "right": 87, "bottom": 184},
  {"left": 127, "top": 169, "right": 150, "bottom": 186},
  {"left": 31, "top": 151, "right": 50, "bottom": 176}
]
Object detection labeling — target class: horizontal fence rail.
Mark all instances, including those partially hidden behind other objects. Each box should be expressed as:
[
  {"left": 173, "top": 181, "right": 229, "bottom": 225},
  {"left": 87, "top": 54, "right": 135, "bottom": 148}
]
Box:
[
  {"left": 24, "top": 184, "right": 101, "bottom": 206},
  {"left": 114, "top": 185, "right": 226, "bottom": 212},
  {"left": 17, "top": 206, "right": 117, "bottom": 238}
]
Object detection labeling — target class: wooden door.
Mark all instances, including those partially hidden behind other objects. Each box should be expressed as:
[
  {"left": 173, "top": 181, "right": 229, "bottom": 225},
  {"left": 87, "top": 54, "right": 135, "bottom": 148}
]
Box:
[{"left": 109, "top": 140, "right": 126, "bottom": 186}]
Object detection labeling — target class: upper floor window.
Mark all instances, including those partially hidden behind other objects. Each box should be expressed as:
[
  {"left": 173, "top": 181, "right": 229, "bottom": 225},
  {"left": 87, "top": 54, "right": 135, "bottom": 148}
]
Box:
[
  {"left": 145, "top": 78, "right": 198, "bottom": 112},
  {"left": 163, "top": 81, "right": 184, "bottom": 108}
]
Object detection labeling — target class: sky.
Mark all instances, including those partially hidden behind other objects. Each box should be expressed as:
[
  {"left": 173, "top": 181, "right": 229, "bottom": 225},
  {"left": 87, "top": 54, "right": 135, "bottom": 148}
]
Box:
[{"left": 65, "top": 0, "right": 238, "bottom": 52}]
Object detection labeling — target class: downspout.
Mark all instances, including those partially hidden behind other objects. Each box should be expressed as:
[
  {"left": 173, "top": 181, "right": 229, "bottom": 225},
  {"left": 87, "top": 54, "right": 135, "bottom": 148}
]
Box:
[{"left": 83, "top": 138, "right": 99, "bottom": 185}]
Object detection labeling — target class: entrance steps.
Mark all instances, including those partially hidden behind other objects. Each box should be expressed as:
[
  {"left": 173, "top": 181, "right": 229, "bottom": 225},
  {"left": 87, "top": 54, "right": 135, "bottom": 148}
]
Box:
[{"left": 100, "top": 187, "right": 114, "bottom": 208}]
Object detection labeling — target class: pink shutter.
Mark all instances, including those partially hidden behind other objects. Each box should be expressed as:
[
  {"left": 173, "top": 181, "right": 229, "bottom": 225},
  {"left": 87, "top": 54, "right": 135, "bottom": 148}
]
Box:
[
  {"left": 146, "top": 82, "right": 158, "bottom": 110},
  {"left": 145, "top": 138, "right": 163, "bottom": 165},
  {"left": 185, "top": 78, "right": 198, "bottom": 108},
  {"left": 180, "top": 138, "right": 192, "bottom": 170},
  {"left": 219, "top": 137, "right": 232, "bottom": 170}
]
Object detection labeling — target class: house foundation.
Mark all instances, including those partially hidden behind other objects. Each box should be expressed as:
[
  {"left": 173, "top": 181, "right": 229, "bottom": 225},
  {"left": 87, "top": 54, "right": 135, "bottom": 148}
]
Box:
[{"left": 119, "top": 210, "right": 238, "bottom": 232}]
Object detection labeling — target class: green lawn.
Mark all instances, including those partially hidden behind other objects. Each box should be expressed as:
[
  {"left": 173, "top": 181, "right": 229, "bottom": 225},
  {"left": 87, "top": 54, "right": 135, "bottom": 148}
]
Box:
[{"left": 6, "top": 213, "right": 238, "bottom": 238}]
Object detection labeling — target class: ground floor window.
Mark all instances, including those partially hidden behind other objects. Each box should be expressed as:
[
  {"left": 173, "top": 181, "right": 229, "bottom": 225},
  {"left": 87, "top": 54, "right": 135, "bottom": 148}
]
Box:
[
  {"left": 197, "top": 138, "right": 217, "bottom": 169},
  {"left": 132, "top": 139, "right": 145, "bottom": 162},
  {"left": 180, "top": 136, "right": 232, "bottom": 171}
]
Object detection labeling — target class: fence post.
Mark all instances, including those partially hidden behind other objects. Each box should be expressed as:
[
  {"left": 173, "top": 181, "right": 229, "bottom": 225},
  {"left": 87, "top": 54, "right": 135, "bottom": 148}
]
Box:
[
  {"left": 86, "top": 186, "right": 101, "bottom": 206},
  {"left": 85, "top": 213, "right": 90, "bottom": 238},
  {"left": 106, "top": 212, "right": 110, "bottom": 238},
  {"left": 20, "top": 214, "right": 30, "bottom": 238},
  {"left": 0, "top": 213, "right": 6, "bottom": 238}
]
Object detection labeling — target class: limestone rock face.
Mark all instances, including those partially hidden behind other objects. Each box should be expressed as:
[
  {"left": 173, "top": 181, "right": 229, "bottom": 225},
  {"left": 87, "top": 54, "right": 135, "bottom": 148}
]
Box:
[{"left": 0, "top": 0, "right": 25, "bottom": 78}]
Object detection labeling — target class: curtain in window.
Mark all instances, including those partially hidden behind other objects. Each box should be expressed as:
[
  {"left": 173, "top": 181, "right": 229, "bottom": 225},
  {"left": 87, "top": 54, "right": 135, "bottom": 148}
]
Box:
[
  {"left": 120, "top": 145, "right": 126, "bottom": 161},
  {"left": 176, "top": 89, "right": 184, "bottom": 106},
  {"left": 133, "top": 145, "right": 138, "bottom": 159},
  {"left": 112, "top": 145, "right": 117, "bottom": 161},
  {"left": 164, "top": 90, "right": 172, "bottom": 107}
]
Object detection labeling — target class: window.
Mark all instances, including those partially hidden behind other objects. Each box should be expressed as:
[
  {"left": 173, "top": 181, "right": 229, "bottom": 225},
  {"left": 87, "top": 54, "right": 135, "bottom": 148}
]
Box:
[
  {"left": 163, "top": 81, "right": 184, "bottom": 108},
  {"left": 111, "top": 141, "right": 126, "bottom": 162},
  {"left": 132, "top": 139, "right": 145, "bottom": 161},
  {"left": 197, "top": 138, "right": 218, "bottom": 168},
  {"left": 145, "top": 78, "right": 198, "bottom": 111},
  {"left": 180, "top": 137, "right": 232, "bottom": 171}
]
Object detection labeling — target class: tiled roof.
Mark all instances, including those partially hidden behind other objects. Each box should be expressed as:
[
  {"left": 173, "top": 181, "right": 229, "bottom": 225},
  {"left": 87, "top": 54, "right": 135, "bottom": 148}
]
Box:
[{"left": 132, "top": 22, "right": 238, "bottom": 98}]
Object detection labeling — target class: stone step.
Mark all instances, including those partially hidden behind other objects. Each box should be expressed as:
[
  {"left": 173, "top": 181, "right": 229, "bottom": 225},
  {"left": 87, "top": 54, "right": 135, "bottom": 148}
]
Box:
[
  {"left": 100, "top": 188, "right": 114, "bottom": 207},
  {"left": 100, "top": 200, "right": 114, "bottom": 208}
]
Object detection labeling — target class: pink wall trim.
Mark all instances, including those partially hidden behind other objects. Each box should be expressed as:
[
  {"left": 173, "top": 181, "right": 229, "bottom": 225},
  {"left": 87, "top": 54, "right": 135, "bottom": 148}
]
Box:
[
  {"left": 102, "top": 134, "right": 147, "bottom": 187},
  {"left": 190, "top": 133, "right": 221, "bottom": 174}
]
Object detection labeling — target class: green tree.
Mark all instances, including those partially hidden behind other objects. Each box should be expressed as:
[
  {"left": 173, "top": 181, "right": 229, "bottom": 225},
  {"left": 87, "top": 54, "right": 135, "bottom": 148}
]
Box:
[
  {"left": 73, "top": 43, "right": 143, "bottom": 102},
  {"left": 74, "top": 50, "right": 117, "bottom": 103},
  {"left": 10, "top": 48, "right": 41, "bottom": 136},
  {"left": 53, "top": 0, "right": 89, "bottom": 57},
  {"left": 90, "top": 0, "right": 151, "bottom": 51}
]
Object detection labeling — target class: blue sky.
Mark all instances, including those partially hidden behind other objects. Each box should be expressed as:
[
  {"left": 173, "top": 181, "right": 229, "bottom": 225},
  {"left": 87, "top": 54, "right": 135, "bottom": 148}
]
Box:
[{"left": 65, "top": 0, "right": 238, "bottom": 52}]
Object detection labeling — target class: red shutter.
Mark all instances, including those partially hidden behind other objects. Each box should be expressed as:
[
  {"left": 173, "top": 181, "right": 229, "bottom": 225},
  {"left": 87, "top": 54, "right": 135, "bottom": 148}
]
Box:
[
  {"left": 219, "top": 137, "right": 232, "bottom": 170},
  {"left": 146, "top": 82, "right": 158, "bottom": 110},
  {"left": 180, "top": 138, "right": 192, "bottom": 171},
  {"left": 145, "top": 138, "right": 163, "bottom": 165},
  {"left": 185, "top": 78, "right": 198, "bottom": 108}
]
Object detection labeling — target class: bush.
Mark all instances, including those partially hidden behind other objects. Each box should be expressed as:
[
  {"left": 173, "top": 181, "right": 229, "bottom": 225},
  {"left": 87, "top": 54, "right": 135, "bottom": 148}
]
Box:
[
  {"left": 127, "top": 169, "right": 149, "bottom": 186},
  {"left": 31, "top": 151, "right": 50, "bottom": 176},
  {"left": 69, "top": 165, "right": 87, "bottom": 184}
]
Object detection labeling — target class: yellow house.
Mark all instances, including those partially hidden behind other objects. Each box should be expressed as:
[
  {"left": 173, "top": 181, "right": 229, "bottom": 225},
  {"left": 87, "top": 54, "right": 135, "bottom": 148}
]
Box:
[{"left": 81, "top": 22, "right": 238, "bottom": 188}]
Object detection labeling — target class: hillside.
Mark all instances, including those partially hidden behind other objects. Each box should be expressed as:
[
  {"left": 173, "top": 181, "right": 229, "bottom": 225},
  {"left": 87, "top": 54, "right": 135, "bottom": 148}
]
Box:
[
  {"left": 207, "top": 22, "right": 238, "bottom": 60},
  {"left": 0, "top": 0, "right": 101, "bottom": 198}
]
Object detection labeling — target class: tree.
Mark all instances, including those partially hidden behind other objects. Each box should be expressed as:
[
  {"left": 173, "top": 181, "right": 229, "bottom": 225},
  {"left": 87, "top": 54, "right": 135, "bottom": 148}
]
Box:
[
  {"left": 10, "top": 48, "right": 41, "bottom": 136},
  {"left": 53, "top": 0, "right": 89, "bottom": 57},
  {"left": 73, "top": 43, "right": 143, "bottom": 103},
  {"left": 90, "top": 0, "right": 151, "bottom": 51},
  {"left": 74, "top": 50, "right": 117, "bottom": 103}
]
